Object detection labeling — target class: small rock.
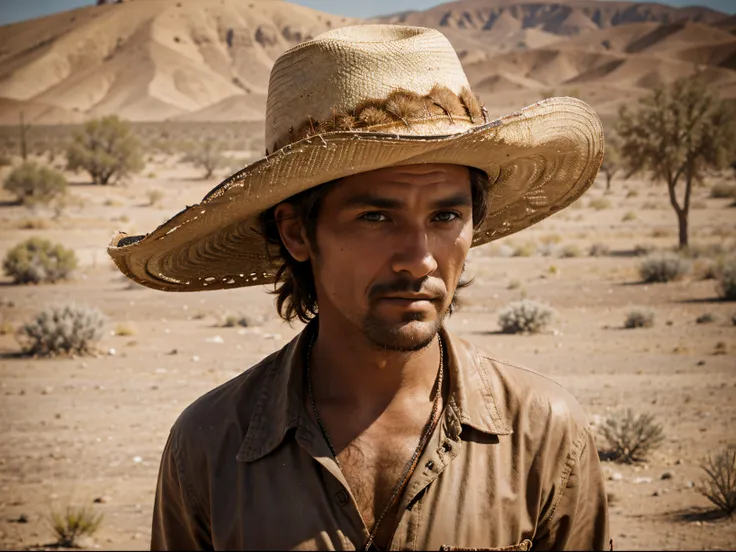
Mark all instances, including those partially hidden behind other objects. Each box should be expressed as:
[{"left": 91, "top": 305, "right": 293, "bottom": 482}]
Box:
[
  {"left": 191, "top": 355, "right": 200, "bottom": 362},
  {"left": 108, "top": 347, "right": 116, "bottom": 356},
  {"left": 167, "top": 348, "right": 178, "bottom": 355},
  {"left": 41, "top": 386, "right": 53, "bottom": 395},
  {"left": 608, "top": 472, "right": 623, "bottom": 481},
  {"left": 634, "top": 477, "right": 652, "bottom": 484},
  {"left": 93, "top": 496, "right": 111, "bottom": 504},
  {"left": 661, "top": 471, "right": 674, "bottom": 480},
  {"left": 133, "top": 456, "right": 142, "bottom": 463},
  {"left": 205, "top": 335, "right": 224, "bottom": 344},
  {"left": 686, "top": 481, "right": 696, "bottom": 488},
  {"left": 14, "top": 514, "right": 28, "bottom": 523},
  {"left": 652, "top": 490, "right": 660, "bottom": 497},
  {"left": 674, "top": 459, "right": 682, "bottom": 465}
]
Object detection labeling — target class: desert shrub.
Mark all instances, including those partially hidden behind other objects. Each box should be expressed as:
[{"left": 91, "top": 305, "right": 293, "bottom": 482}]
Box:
[
  {"left": 182, "top": 140, "right": 227, "bottom": 179},
  {"left": 600, "top": 409, "right": 665, "bottom": 464},
  {"left": 557, "top": 244, "right": 582, "bottom": 258},
  {"left": 622, "top": 211, "right": 637, "bottom": 221},
  {"left": 3, "top": 237, "right": 77, "bottom": 284},
  {"left": 589, "top": 197, "right": 611, "bottom": 210},
  {"left": 588, "top": 243, "right": 610, "bottom": 257},
  {"left": 507, "top": 279, "right": 521, "bottom": 290},
  {"left": 512, "top": 242, "right": 537, "bottom": 257},
  {"left": 113, "top": 323, "right": 136, "bottom": 336},
  {"left": 624, "top": 308, "right": 655, "bottom": 328},
  {"left": 626, "top": 189, "right": 639, "bottom": 198},
  {"left": 50, "top": 505, "right": 103, "bottom": 548},
  {"left": 3, "top": 162, "right": 67, "bottom": 205},
  {"left": 18, "top": 303, "right": 107, "bottom": 356},
  {"left": 696, "top": 312, "right": 716, "bottom": 324},
  {"left": 497, "top": 300, "right": 557, "bottom": 334},
  {"left": 681, "top": 242, "right": 730, "bottom": 259},
  {"left": 699, "top": 445, "right": 736, "bottom": 517},
  {"left": 634, "top": 243, "right": 657, "bottom": 256},
  {"left": 639, "top": 252, "right": 689, "bottom": 283},
  {"left": 217, "top": 312, "right": 259, "bottom": 328},
  {"left": 146, "top": 189, "right": 164, "bottom": 206},
  {"left": 66, "top": 115, "right": 143, "bottom": 185},
  {"left": 710, "top": 182, "right": 736, "bottom": 199},
  {"left": 716, "top": 259, "right": 736, "bottom": 300}
]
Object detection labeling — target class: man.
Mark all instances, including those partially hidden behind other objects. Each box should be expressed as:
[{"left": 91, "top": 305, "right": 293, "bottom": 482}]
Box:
[{"left": 109, "top": 24, "right": 608, "bottom": 551}]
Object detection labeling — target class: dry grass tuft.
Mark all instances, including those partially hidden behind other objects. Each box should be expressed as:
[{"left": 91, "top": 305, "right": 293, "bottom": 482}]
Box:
[{"left": 49, "top": 505, "right": 103, "bottom": 548}]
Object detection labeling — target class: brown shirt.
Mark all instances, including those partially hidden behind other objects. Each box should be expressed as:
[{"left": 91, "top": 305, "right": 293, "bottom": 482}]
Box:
[{"left": 151, "top": 324, "right": 609, "bottom": 551}]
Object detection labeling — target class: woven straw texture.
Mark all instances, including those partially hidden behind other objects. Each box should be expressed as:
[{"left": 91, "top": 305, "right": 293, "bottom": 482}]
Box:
[{"left": 108, "top": 25, "right": 604, "bottom": 292}]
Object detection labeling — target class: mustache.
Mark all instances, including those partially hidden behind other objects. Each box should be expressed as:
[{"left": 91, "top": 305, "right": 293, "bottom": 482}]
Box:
[{"left": 368, "top": 277, "right": 447, "bottom": 302}]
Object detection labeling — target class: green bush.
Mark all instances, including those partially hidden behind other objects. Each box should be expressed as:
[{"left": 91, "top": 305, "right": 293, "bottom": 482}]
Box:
[
  {"left": 18, "top": 303, "right": 107, "bottom": 356},
  {"left": 498, "top": 300, "right": 557, "bottom": 334},
  {"left": 600, "top": 409, "right": 664, "bottom": 464},
  {"left": 639, "top": 252, "right": 689, "bottom": 283},
  {"left": 716, "top": 258, "right": 736, "bottom": 300},
  {"left": 3, "top": 162, "right": 67, "bottom": 205},
  {"left": 182, "top": 140, "right": 227, "bottom": 179},
  {"left": 66, "top": 115, "right": 143, "bottom": 185},
  {"left": 3, "top": 237, "right": 77, "bottom": 284}
]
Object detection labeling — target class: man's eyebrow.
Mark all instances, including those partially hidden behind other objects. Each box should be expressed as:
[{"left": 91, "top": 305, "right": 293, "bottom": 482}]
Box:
[
  {"left": 429, "top": 193, "right": 472, "bottom": 210},
  {"left": 342, "top": 193, "right": 472, "bottom": 210},
  {"left": 342, "top": 194, "right": 404, "bottom": 209}
]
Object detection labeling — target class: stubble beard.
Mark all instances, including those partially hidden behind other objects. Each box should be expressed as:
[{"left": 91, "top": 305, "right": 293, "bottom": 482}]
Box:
[{"left": 360, "top": 305, "right": 448, "bottom": 352}]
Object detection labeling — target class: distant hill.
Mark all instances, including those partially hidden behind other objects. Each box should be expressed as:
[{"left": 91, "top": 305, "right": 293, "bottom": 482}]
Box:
[
  {"left": 0, "top": 0, "right": 356, "bottom": 124},
  {"left": 0, "top": 0, "right": 733, "bottom": 125}
]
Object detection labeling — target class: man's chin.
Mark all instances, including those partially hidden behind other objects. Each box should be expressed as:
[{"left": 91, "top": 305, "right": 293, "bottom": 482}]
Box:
[{"left": 361, "top": 316, "right": 442, "bottom": 352}]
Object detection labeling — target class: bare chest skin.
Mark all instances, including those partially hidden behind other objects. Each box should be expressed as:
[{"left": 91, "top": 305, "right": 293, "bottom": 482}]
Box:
[{"left": 321, "top": 401, "right": 435, "bottom": 549}]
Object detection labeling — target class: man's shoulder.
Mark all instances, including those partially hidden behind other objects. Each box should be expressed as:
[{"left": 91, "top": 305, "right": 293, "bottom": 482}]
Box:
[
  {"left": 459, "top": 337, "right": 591, "bottom": 436},
  {"left": 169, "top": 346, "right": 282, "bottom": 443}
]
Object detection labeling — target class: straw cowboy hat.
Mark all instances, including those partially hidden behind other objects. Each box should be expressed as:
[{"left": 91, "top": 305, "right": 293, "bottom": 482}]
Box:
[{"left": 108, "top": 24, "right": 603, "bottom": 292}]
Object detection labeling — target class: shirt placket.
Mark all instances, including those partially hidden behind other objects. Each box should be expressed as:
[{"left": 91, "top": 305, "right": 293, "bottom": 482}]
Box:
[
  {"left": 387, "top": 403, "right": 464, "bottom": 551},
  {"left": 295, "top": 418, "right": 371, "bottom": 549}
]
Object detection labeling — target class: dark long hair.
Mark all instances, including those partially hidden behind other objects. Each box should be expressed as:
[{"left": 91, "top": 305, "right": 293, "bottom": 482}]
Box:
[{"left": 259, "top": 167, "right": 491, "bottom": 324}]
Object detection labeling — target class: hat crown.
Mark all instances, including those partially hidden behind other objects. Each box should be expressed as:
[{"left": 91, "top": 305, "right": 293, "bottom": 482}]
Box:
[{"left": 265, "top": 25, "right": 473, "bottom": 153}]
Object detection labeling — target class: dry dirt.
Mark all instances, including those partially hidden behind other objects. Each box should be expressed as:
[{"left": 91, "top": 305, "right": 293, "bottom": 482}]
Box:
[{"left": 0, "top": 154, "right": 735, "bottom": 550}]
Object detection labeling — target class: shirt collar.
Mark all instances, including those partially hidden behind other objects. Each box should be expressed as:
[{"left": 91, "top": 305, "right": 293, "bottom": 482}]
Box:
[{"left": 237, "top": 321, "right": 510, "bottom": 463}]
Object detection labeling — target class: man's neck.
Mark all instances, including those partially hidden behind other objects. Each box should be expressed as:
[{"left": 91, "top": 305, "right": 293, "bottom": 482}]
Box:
[{"left": 308, "top": 316, "right": 442, "bottom": 417}]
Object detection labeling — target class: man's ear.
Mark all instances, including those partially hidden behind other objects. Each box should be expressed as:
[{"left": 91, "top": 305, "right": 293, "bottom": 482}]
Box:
[{"left": 274, "top": 203, "right": 310, "bottom": 262}]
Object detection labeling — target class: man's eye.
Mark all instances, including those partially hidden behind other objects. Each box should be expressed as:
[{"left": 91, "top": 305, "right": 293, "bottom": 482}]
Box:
[
  {"left": 434, "top": 211, "right": 459, "bottom": 222},
  {"left": 360, "top": 212, "right": 387, "bottom": 222}
]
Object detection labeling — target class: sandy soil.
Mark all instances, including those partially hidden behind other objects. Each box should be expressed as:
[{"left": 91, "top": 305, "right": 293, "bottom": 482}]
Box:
[{"left": 0, "top": 155, "right": 734, "bottom": 550}]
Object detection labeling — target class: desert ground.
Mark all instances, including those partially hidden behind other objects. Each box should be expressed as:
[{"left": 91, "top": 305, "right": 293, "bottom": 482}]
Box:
[{"left": 0, "top": 129, "right": 735, "bottom": 551}]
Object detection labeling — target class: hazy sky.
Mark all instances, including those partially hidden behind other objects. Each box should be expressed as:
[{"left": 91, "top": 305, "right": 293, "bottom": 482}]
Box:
[{"left": 0, "top": 0, "right": 734, "bottom": 26}]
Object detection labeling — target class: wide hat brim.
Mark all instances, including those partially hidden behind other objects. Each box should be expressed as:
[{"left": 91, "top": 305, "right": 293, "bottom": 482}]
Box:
[{"left": 108, "top": 97, "right": 603, "bottom": 292}]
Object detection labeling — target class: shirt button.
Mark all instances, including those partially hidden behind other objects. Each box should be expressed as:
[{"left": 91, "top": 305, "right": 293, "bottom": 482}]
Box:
[
  {"left": 440, "top": 442, "right": 452, "bottom": 453},
  {"left": 336, "top": 489, "right": 349, "bottom": 506},
  {"left": 425, "top": 460, "right": 435, "bottom": 470}
]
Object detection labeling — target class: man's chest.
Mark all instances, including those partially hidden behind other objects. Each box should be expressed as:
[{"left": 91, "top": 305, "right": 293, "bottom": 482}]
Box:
[{"left": 207, "top": 431, "right": 540, "bottom": 551}]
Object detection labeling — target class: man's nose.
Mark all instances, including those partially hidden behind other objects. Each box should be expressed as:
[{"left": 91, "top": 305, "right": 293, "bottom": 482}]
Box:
[{"left": 389, "top": 227, "right": 438, "bottom": 279}]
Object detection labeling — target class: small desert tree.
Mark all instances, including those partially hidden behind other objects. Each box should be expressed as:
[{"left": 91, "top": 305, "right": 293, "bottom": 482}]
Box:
[
  {"left": 617, "top": 77, "right": 736, "bottom": 248},
  {"left": 182, "top": 140, "right": 227, "bottom": 179},
  {"left": 66, "top": 115, "right": 143, "bottom": 185},
  {"left": 601, "top": 132, "right": 622, "bottom": 191}
]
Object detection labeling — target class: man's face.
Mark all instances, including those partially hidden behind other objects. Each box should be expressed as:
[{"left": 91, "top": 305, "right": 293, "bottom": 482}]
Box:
[{"left": 309, "top": 164, "right": 473, "bottom": 352}]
